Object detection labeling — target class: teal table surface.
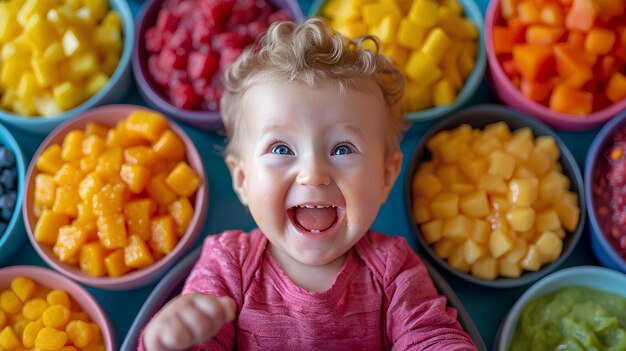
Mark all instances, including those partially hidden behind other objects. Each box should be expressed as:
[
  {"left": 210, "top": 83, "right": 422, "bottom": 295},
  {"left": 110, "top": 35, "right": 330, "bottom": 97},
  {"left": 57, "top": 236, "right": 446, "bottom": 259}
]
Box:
[{"left": 1, "top": 0, "right": 603, "bottom": 349}]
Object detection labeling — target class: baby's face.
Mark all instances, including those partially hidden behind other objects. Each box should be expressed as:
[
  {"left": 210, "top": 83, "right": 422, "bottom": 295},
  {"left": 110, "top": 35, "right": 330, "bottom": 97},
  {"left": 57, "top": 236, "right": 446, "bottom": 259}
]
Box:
[{"left": 228, "top": 80, "right": 401, "bottom": 267}]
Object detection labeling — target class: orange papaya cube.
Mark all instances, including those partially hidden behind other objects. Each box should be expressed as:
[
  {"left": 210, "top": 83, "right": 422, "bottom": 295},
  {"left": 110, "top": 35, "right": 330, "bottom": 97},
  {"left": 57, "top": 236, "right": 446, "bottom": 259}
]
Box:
[
  {"left": 96, "top": 213, "right": 128, "bottom": 249},
  {"left": 78, "top": 172, "right": 104, "bottom": 201},
  {"left": 65, "top": 320, "right": 94, "bottom": 348},
  {"left": 79, "top": 156, "right": 98, "bottom": 173},
  {"left": 507, "top": 18, "right": 527, "bottom": 43},
  {"left": 35, "top": 326, "right": 68, "bottom": 349},
  {"left": 125, "top": 110, "right": 169, "bottom": 142},
  {"left": 146, "top": 172, "right": 177, "bottom": 206},
  {"left": 152, "top": 130, "right": 185, "bottom": 162},
  {"left": 54, "top": 163, "right": 84, "bottom": 187},
  {"left": 584, "top": 28, "right": 616, "bottom": 55},
  {"left": 35, "top": 174, "right": 57, "bottom": 209},
  {"left": 53, "top": 225, "right": 90, "bottom": 263},
  {"left": 95, "top": 147, "right": 123, "bottom": 183},
  {"left": 500, "top": 0, "right": 517, "bottom": 19},
  {"left": 104, "top": 249, "right": 132, "bottom": 277},
  {"left": 106, "top": 121, "right": 149, "bottom": 148},
  {"left": 52, "top": 185, "right": 80, "bottom": 218},
  {"left": 607, "top": 72, "right": 626, "bottom": 103},
  {"left": 549, "top": 84, "right": 593, "bottom": 114},
  {"left": 149, "top": 215, "right": 178, "bottom": 255},
  {"left": 123, "top": 146, "right": 157, "bottom": 167},
  {"left": 46, "top": 290, "right": 71, "bottom": 308},
  {"left": 566, "top": 32, "right": 585, "bottom": 51},
  {"left": 540, "top": 3, "right": 564, "bottom": 26},
  {"left": 616, "top": 28, "right": 626, "bottom": 62},
  {"left": 79, "top": 242, "right": 108, "bottom": 277},
  {"left": 512, "top": 44, "right": 553, "bottom": 82},
  {"left": 165, "top": 162, "right": 201, "bottom": 197},
  {"left": 595, "top": 0, "right": 625, "bottom": 20},
  {"left": 124, "top": 198, "right": 155, "bottom": 241},
  {"left": 565, "top": 0, "right": 597, "bottom": 32},
  {"left": 517, "top": 1, "right": 541, "bottom": 24},
  {"left": 120, "top": 164, "right": 151, "bottom": 194},
  {"left": 493, "top": 26, "right": 516, "bottom": 55},
  {"left": 553, "top": 44, "right": 592, "bottom": 88},
  {"left": 124, "top": 234, "right": 155, "bottom": 269},
  {"left": 61, "top": 130, "right": 84, "bottom": 162},
  {"left": 168, "top": 197, "right": 194, "bottom": 236},
  {"left": 36, "top": 144, "right": 64, "bottom": 174},
  {"left": 92, "top": 183, "right": 127, "bottom": 216},
  {"left": 81, "top": 134, "right": 106, "bottom": 157},
  {"left": 11, "top": 277, "right": 36, "bottom": 303},
  {"left": 526, "top": 25, "right": 565, "bottom": 45},
  {"left": 153, "top": 161, "right": 178, "bottom": 175},
  {"left": 76, "top": 200, "right": 97, "bottom": 224},
  {"left": 598, "top": 56, "right": 618, "bottom": 81},
  {"left": 85, "top": 122, "right": 109, "bottom": 139},
  {"left": 521, "top": 79, "right": 552, "bottom": 103},
  {"left": 35, "top": 209, "right": 70, "bottom": 245},
  {"left": 73, "top": 218, "right": 98, "bottom": 242}
]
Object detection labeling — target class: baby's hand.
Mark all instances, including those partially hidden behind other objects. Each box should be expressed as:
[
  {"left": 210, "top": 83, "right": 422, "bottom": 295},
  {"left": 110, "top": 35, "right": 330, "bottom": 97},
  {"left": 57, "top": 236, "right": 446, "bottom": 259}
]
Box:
[{"left": 143, "top": 294, "right": 236, "bottom": 351}]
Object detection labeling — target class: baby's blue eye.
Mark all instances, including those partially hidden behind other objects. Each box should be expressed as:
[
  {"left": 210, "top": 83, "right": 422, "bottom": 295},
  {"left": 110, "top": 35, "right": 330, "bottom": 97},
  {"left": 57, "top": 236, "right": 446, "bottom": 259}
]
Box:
[
  {"left": 271, "top": 144, "right": 293, "bottom": 155},
  {"left": 333, "top": 145, "right": 353, "bottom": 155}
]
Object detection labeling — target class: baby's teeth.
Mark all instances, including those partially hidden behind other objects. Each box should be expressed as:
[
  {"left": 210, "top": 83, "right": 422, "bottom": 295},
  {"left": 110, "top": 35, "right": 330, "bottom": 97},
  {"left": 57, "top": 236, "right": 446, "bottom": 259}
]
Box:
[{"left": 311, "top": 230, "right": 320, "bottom": 233}]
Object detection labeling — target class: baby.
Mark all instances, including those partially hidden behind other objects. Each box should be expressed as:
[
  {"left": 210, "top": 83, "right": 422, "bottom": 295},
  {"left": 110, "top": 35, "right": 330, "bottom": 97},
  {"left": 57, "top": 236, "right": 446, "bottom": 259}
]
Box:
[{"left": 141, "top": 18, "right": 477, "bottom": 351}]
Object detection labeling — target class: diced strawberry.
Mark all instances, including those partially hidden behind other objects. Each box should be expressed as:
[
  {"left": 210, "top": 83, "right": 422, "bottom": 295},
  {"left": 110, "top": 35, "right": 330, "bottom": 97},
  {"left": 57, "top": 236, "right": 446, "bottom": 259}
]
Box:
[
  {"left": 220, "top": 47, "right": 243, "bottom": 69},
  {"left": 212, "top": 32, "right": 246, "bottom": 51},
  {"left": 200, "top": 86, "right": 221, "bottom": 111},
  {"left": 148, "top": 55, "right": 169, "bottom": 87},
  {"left": 156, "top": 9, "right": 179, "bottom": 33},
  {"left": 145, "top": 27, "right": 164, "bottom": 54},
  {"left": 193, "top": 78, "right": 211, "bottom": 97},
  {"left": 187, "top": 51, "right": 220, "bottom": 80},
  {"left": 199, "top": 0, "right": 231, "bottom": 24},
  {"left": 159, "top": 48, "right": 188, "bottom": 70},
  {"left": 172, "top": 0, "right": 195, "bottom": 17},
  {"left": 230, "top": 0, "right": 258, "bottom": 25},
  {"left": 170, "top": 82, "right": 201, "bottom": 109},
  {"left": 169, "top": 69, "right": 189, "bottom": 88},
  {"left": 192, "top": 19, "right": 220, "bottom": 48},
  {"left": 165, "top": 28, "right": 193, "bottom": 52}
]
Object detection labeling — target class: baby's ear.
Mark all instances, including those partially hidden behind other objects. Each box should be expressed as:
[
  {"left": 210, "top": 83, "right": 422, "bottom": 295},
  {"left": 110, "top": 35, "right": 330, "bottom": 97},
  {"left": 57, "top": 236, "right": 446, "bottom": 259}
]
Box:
[
  {"left": 226, "top": 154, "right": 249, "bottom": 206},
  {"left": 381, "top": 150, "right": 403, "bottom": 203}
]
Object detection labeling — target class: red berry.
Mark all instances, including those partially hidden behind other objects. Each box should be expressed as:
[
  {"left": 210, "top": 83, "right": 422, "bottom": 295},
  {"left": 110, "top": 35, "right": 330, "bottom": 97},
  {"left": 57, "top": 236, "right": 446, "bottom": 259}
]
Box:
[
  {"left": 170, "top": 82, "right": 201, "bottom": 109},
  {"left": 159, "top": 48, "right": 187, "bottom": 70},
  {"left": 156, "top": 9, "right": 179, "bottom": 33},
  {"left": 145, "top": 27, "right": 164, "bottom": 54},
  {"left": 187, "top": 51, "right": 220, "bottom": 80}
]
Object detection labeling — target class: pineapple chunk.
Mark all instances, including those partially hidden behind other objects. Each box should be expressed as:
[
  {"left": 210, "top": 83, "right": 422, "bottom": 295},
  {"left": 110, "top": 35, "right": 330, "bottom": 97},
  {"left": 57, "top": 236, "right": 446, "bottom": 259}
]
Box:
[
  {"left": 421, "top": 219, "right": 443, "bottom": 244},
  {"left": 471, "top": 256, "right": 498, "bottom": 280},
  {"left": 448, "top": 246, "right": 470, "bottom": 273},
  {"left": 460, "top": 191, "right": 490, "bottom": 218},
  {"left": 413, "top": 199, "right": 432, "bottom": 224},
  {"left": 442, "top": 215, "right": 473, "bottom": 241},
  {"left": 505, "top": 127, "right": 534, "bottom": 161},
  {"left": 503, "top": 238, "right": 528, "bottom": 263},
  {"left": 528, "top": 147, "right": 551, "bottom": 177},
  {"left": 484, "top": 121, "right": 511, "bottom": 143},
  {"left": 535, "top": 209, "right": 561, "bottom": 234},
  {"left": 488, "top": 151, "right": 516, "bottom": 180},
  {"left": 430, "top": 192, "right": 459, "bottom": 219},
  {"left": 535, "top": 135, "right": 560, "bottom": 162},
  {"left": 489, "top": 229, "right": 514, "bottom": 258},
  {"left": 508, "top": 178, "right": 538, "bottom": 207},
  {"left": 498, "top": 259, "right": 522, "bottom": 278},
  {"left": 463, "top": 239, "right": 485, "bottom": 264},
  {"left": 479, "top": 174, "right": 508, "bottom": 195},
  {"left": 471, "top": 219, "right": 490, "bottom": 244},
  {"left": 412, "top": 172, "right": 443, "bottom": 199},
  {"left": 505, "top": 207, "right": 536, "bottom": 232},
  {"left": 520, "top": 244, "right": 543, "bottom": 271},
  {"left": 433, "top": 238, "right": 456, "bottom": 259},
  {"left": 555, "top": 202, "right": 580, "bottom": 232},
  {"left": 535, "top": 231, "right": 563, "bottom": 263}
]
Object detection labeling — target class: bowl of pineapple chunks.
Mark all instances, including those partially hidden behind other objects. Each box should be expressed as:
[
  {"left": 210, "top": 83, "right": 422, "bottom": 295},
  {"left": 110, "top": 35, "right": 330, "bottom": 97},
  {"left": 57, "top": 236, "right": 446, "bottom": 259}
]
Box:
[
  {"left": 406, "top": 104, "right": 585, "bottom": 288},
  {"left": 310, "top": 0, "right": 486, "bottom": 123},
  {"left": 0, "top": 0, "right": 134, "bottom": 136},
  {"left": 22, "top": 104, "right": 208, "bottom": 290}
]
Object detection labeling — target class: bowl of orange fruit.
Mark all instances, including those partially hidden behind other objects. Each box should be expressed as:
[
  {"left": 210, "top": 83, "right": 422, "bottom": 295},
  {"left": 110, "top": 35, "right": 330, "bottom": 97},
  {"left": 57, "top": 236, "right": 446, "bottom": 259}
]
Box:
[
  {"left": 22, "top": 104, "right": 208, "bottom": 290},
  {"left": 406, "top": 104, "right": 585, "bottom": 288}
]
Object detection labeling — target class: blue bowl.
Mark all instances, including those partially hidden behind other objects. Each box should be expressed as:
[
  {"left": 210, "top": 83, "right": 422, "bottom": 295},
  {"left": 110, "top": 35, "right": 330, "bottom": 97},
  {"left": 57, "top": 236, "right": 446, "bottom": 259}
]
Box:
[
  {"left": 309, "top": 0, "right": 487, "bottom": 124},
  {"left": 0, "top": 0, "right": 134, "bottom": 136},
  {"left": 0, "top": 124, "right": 26, "bottom": 266},
  {"left": 585, "top": 110, "right": 626, "bottom": 274},
  {"left": 494, "top": 266, "right": 626, "bottom": 350},
  {"left": 120, "top": 246, "right": 487, "bottom": 351},
  {"left": 406, "top": 104, "right": 586, "bottom": 288}
]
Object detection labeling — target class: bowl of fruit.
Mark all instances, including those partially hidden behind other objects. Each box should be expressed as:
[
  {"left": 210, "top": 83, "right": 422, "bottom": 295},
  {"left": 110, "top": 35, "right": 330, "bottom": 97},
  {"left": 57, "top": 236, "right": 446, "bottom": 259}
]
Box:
[
  {"left": 485, "top": 0, "right": 626, "bottom": 131},
  {"left": 310, "top": 0, "right": 486, "bottom": 123},
  {"left": 132, "top": 0, "right": 304, "bottom": 132},
  {"left": 585, "top": 109, "right": 626, "bottom": 274},
  {"left": 0, "top": 0, "right": 134, "bottom": 136},
  {"left": 22, "top": 104, "right": 208, "bottom": 290},
  {"left": 0, "top": 265, "right": 116, "bottom": 350},
  {"left": 0, "top": 124, "right": 25, "bottom": 266},
  {"left": 406, "top": 104, "right": 585, "bottom": 288}
]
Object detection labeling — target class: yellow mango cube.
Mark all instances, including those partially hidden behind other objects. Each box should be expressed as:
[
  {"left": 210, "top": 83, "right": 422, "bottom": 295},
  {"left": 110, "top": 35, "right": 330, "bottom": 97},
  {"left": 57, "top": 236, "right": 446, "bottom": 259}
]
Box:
[
  {"left": 471, "top": 219, "right": 490, "bottom": 244},
  {"left": 479, "top": 174, "right": 508, "bottom": 195},
  {"left": 95, "top": 147, "right": 122, "bottom": 183},
  {"left": 535, "top": 231, "right": 563, "bottom": 263},
  {"left": 508, "top": 178, "right": 538, "bottom": 207},
  {"left": 528, "top": 147, "right": 551, "bottom": 177},
  {"left": 489, "top": 229, "right": 514, "bottom": 258},
  {"left": 69, "top": 51, "right": 98, "bottom": 79},
  {"left": 36, "top": 144, "right": 63, "bottom": 174},
  {"left": 555, "top": 202, "right": 579, "bottom": 232},
  {"left": 81, "top": 134, "right": 105, "bottom": 157},
  {"left": 420, "top": 27, "right": 451, "bottom": 63},
  {"left": 405, "top": 52, "right": 443, "bottom": 86},
  {"left": 433, "top": 79, "right": 456, "bottom": 106},
  {"left": 472, "top": 137, "right": 503, "bottom": 158},
  {"left": 448, "top": 246, "right": 470, "bottom": 273},
  {"left": 35, "top": 209, "right": 70, "bottom": 245},
  {"left": 498, "top": 259, "right": 522, "bottom": 278},
  {"left": 520, "top": 244, "right": 543, "bottom": 271},
  {"left": 489, "top": 151, "right": 516, "bottom": 180},
  {"left": 361, "top": 2, "right": 401, "bottom": 28},
  {"left": 461, "top": 158, "right": 488, "bottom": 183},
  {"left": 54, "top": 163, "right": 83, "bottom": 187},
  {"left": 35, "top": 174, "right": 56, "bottom": 208},
  {"left": 397, "top": 19, "right": 426, "bottom": 50},
  {"left": 149, "top": 215, "right": 178, "bottom": 255},
  {"left": 404, "top": 82, "right": 432, "bottom": 111},
  {"left": 503, "top": 238, "right": 528, "bottom": 264},
  {"left": 463, "top": 239, "right": 485, "bottom": 264},
  {"left": 535, "top": 135, "right": 560, "bottom": 162},
  {"left": 484, "top": 122, "right": 511, "bottom": 142},
  {"left": 85, "top": 71, "right": 109, "bottom": 97},
  {"left": 165, "top": 162, "right": 201, "bottom": 198},
  {"left": 146, "top": 172, "right": 178, "bottom": 206},
  {"left": 430, "top": 192, "right": 459, "bottom": 219},
  {"left": 442, "top": 214, "right": 472, "bottom": 240},
  {"left": 85, "top": 122, "right": 109, "bottom": 138},
  {"left": 421, "top": 219, "right": 443, "bottom": 244},
  {"left": 408, "top": 0, "right": 439, "bottom": 27},
  {"left": 120, "top": 164, "right": 151, "bottom": 194},
  {"left": 538, "top": 171, "right": 568, "bottom": 203},
  {"left": 412, "top": 172, "right": 443, "bottom": 199},
  {"left": 53, "top": 81, "right": 84, "bottom": 111},
  {"left": 125, "top": 110, "right": 169, "bottom": 142},
  {"left": 168, "top": 197, "right": 194, "bottom": 236},
  {"left": 460, "top": 191, "right": 490, "bottom": 218},
  {"left": 61, "top": 130, "right": 84, "bottom": 161},
  {"left": 96, "top": 213, "right": 127, "bottom": 249},
  {"left": 433, "top": 238, "right": 456, "bottom": 259},
  {"left": 471, "top": 256, "right": 498, "bottom": 280},
  {"left": 153, "top": 130, "right": 185, "bottom": 162},
  {"left": 53, "top": 225, "right": 89, "bottom": 263},
  {"left": 123, "top": 145, "right": 157, "bottom": 168},
  {"left": 124, "top": 234, "right": 154, "bottom": 269},
  {"left": 535, "top": 209, "right": 561, "bottom": 234},
  {"left": 78, "top": 172, "right": 103, "bottom": 201},
  {"left": 372, "top": 15, "right": 399, "bottom": 44},
  {"left": 505, "top": 207, "right": 536, "bottom": 232},
  {"left": 104, "top": 249, "right": 132, "bottom": 277},
  {"left": 413, "top": 199, "right": 432, "bottom": 224},
  {"left": 91, "top": 183, "right": 127, "bottom": 217},
  {"left": 79, "top": 242, "right": 107, "bottom": 277},
  {"left": 505, "top": 128, "right": 534, "bottom": 161},
  {"left": 124, "top": 198, "right": 155, "bottom": 241}
]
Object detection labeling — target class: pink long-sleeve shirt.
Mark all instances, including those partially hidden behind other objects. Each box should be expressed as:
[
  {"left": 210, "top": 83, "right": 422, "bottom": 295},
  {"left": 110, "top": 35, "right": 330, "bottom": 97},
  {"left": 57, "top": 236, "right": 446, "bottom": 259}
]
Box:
[{"left": 140, "top": 229, "right": 477, "bottom": 351}]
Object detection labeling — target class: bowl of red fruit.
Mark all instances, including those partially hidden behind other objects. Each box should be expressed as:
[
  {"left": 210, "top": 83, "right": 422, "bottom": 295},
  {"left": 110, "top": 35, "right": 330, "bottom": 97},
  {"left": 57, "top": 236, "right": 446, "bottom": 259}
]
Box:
[
  {"left": 586, "top": 109, "right": 626, "bottom": 274},
  {"left": 132, "top": 0, "right": 304, "bottom": 132}
]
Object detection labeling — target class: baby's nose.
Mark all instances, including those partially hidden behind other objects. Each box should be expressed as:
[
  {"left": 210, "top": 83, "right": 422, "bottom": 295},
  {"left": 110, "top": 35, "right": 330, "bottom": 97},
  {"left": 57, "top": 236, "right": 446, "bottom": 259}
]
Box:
[{"left": 296, "top": 160, "right": 331, "bottom": 187}]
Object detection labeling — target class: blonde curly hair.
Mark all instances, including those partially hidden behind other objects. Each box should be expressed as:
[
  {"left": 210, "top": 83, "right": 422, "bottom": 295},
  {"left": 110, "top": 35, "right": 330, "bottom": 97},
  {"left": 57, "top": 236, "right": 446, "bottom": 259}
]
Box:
[{"left": 220, "top": 17, "right": 406, "bottom": 157}]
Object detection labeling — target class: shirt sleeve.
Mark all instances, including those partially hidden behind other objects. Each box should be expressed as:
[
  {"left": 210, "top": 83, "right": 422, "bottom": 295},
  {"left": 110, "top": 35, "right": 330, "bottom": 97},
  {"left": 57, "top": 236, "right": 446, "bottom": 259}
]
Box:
[
  {"left": 138, "top": 230, "right": 251, "bottom": 351},
  {"left": 381, "top": 237, "right": 477, "bottom": 351}
]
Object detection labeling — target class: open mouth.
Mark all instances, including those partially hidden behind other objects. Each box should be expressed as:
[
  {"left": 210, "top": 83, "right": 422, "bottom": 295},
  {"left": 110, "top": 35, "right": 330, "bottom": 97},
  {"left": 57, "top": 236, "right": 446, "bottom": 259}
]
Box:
[{"left": 288, "top": 205, "right": 339, "bottom": 233}]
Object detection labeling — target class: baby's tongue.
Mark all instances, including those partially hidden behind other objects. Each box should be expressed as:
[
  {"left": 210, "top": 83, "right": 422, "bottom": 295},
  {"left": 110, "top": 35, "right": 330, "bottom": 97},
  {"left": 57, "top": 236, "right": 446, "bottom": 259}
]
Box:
[{"left": 294, "top": 206, "right": 336, "bottom": 232}]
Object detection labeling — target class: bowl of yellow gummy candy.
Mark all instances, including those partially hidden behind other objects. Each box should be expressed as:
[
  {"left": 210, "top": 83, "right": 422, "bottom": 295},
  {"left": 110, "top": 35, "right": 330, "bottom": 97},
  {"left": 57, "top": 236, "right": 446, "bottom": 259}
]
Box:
[
  {"left": 406, "top": 104, "right": 585, "bottom": 288},
  {"left": 310, "top": 0, "right": 486, "bottom": 123},
  {"left": 0, "top": 0, "right": 134, "bottom": 136},
  {"left": 0, "top": 265, "right": 116, "bottom": 350},
  {"left": 495, "top": 266, "right": 626, "bottom": 351}
]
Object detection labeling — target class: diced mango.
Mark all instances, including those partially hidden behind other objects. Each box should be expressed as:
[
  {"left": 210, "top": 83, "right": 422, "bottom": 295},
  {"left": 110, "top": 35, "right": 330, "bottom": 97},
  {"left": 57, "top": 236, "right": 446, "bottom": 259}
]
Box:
[
  {"left": 448, "top": 245, "right": 470, "bottom": 273},
  {"left": 520, "top": 244, "right": 543, "bottom": 271},
  {"left": 463, "top": 239, "right": 485, "bottom": 264},
  {"left": 535, "top": 231, "right": 563, "bottom": 263},
  {"left": 96, "top": 213, "right": 127, "bottom": 249},
  {"left": 104, "top": 249, "right": 132, "bottom": 277},
  {"left": 535, "top": 209, "right": 561, "bottom": 234},
  {"left": 498, "top": 259, "right": 522, "bottom": 278},
  {"left": 79, "top": 242, "right": 107, "bottom": 277},
  {"left": 433, "top": 238, "right": 456, "bottom": 259},
  {"left": 125, "top": 110, "right": 169, "bottom": 142},
  {"left": 471, "top": 256, "right": 498, "bottom": 280},
  {"left": 54, "top": 163, "right": 83, "bottom": 187},
  {"left": 505, "top": 207, "right": 536, "bottom": 232},
  {"left": 91, "top": 183, "right": 126, "bottom": 216},
  {"left": 442, "top": 215, "right": 472, "bottom": 241},
  {"left": 120, "top": 164, "right": 151, "bottom": 194},
  {"left": 124, "top": 234, "right": 154, "bottom": 269},
  {"left": 165, "top": 162, "right": 201, "bottom": 197},
  {"left": 489, "top": 229, "right": 514, "bottom": 258},
  {"left": 36, "top": 144, "right": 64, "bottom": 174},
  {"left": 167, "top": 197, "right": 193, "bottom": 236},
  {"left": 430, "top": 192, "right": 459, "bottom": 219},
  {"left": 95, "top": 147, "right": 122, "bottom": 183},
  {"left": 34, "top": 209, "right": 70, "bottom": 245},
  {"left": 412, "top": 172, "right": 443, "bottom": 199},
  {"left": 459, "top": 191, "right": 490, "bottom": 218},
  {"left": 81, "top": 134, "right": 105, "bottom": 157},
  {"left": 508, "top": 178, "right": 538, "bottom": 206},
  {"left": 149, "top": 215, "right": 178, "bottom": 255},
  {"left": 53, "top": 224, "right": 90, "bottom": 263},
  {"left": 146, "top": 172, "right": 177, "bottom": 206},
  {"left": 489, "top": 151, "right": 516, "bottom": 180}
]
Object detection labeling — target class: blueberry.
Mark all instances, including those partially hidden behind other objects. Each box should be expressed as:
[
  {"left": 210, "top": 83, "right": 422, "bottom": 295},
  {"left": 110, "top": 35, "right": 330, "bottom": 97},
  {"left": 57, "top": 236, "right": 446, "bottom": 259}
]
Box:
[
  {"left": 0, "top": 183, "right": 4, "bottom": 195},
  {"left": 0, "top": 192, "right": 16, "bottom": 212},
  {"left": 0, "top": 168, "right": 16, "bottom": 191},
  {"left": 0, "top": 147, "right": 14, "bottom": 168},
  {"left": 0, "top": 221, "right": 6, "bottom": 236},
  {"left": 0, "top": 208, "right": 12, "bottom": 222}
]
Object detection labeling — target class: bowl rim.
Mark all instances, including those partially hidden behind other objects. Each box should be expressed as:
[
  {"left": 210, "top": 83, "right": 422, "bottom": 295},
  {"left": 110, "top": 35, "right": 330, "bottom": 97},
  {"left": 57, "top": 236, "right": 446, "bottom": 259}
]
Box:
[
  {"left": 0, "top": 265, "right": 117, "bottom": 350},
  {"left": 22, "top": 104, "right": 209, "bottom": 290},
  {"left": 584, "top": 109, "right": 626, "bottom": 272},
  {"left": 0, "top": 123, "right": 26, "bottom": 262},
  {"left": 132, "top": 0, "right": 305, "bottom": 132},
  {"left": 0, "top": 0, "right": 134, "bottom": 129},
  {"left": 484, "top": 0, "right": 626, "bottom": 130},
  {"left": 404, "top": 104, "right": 586, "bottom": 288},
  {"left": 495, "top": 265, "right": 626, "bottom": 351},
  {"left": 308, "top": 0, "right": 487, "bottom": 124}
]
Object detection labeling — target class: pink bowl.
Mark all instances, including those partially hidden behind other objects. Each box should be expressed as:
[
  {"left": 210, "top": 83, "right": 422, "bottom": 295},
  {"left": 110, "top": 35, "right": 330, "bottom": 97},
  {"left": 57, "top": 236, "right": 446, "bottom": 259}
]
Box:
[
  {"left": 23, "top": 104, "right": 208, "bottom": 290},
  {"left": 0, "top": 265, "right": 116, "bottom": 350},
  {"left": 485, "top": 0, "right": 626, "bottom": 131}
]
